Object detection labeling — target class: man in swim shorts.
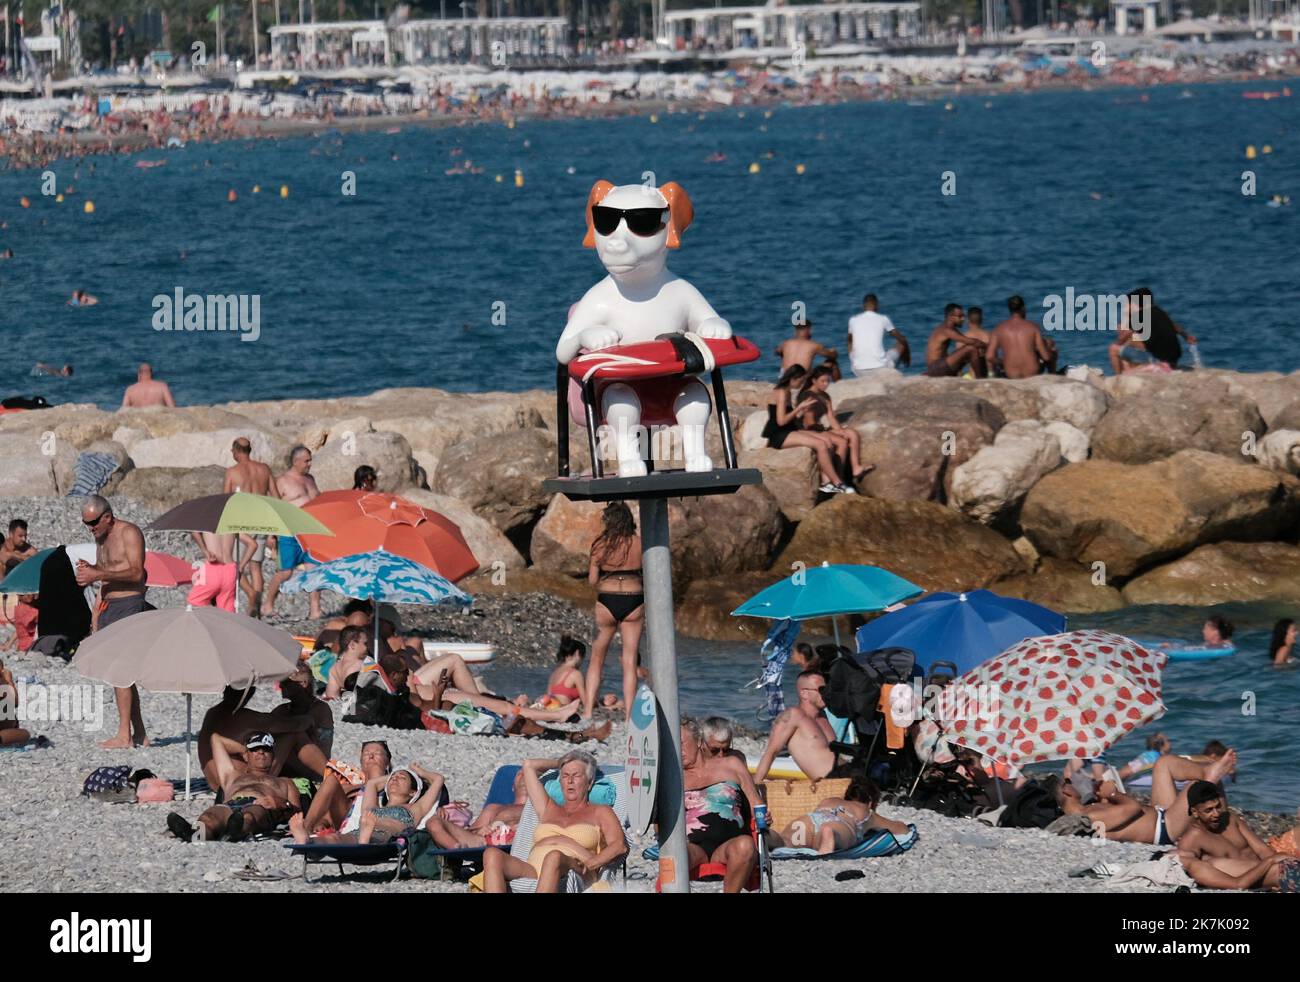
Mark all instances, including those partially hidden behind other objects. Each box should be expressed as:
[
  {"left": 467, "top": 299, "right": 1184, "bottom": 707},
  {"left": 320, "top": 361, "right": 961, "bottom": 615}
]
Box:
[
  {"left": 1175, "top": 780, "right": 1297, "bottom": 891},
  {"left": 198, "top": 683, "right": 326, "bottom": 788},
  {"left": 167, "top": 732, "right": 302, "bottom": 842},
  {"left": 223, "top": 437, "right": 279, "bottom": 616},
  {"left": 988, "top": 295, "right": 1057, "bottom": 379},
  {"left": 924, "top": 303, "right": 986, "bottom": 377},
  {"left": 75, "top": 495, "right": 154, "bottom": 749},
  {"left": 753, "top": 670, "right": 840, "bottom": 782},
  {"left": 262, "top": 445, "right": 321, "bottom": 619},
  {"left": 187, "top": 530, "right": 237, "bottom": 612}
]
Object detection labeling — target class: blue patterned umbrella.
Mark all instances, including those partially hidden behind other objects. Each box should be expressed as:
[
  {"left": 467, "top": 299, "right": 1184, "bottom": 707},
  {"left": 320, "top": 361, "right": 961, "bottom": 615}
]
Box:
[{"left": 282, "top": 550, "right": 471, "bottom": 658}]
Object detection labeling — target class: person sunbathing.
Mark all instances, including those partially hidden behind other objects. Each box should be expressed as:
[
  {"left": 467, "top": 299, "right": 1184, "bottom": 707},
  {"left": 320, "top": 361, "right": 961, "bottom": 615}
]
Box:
[
  {"left": 1174, "top": 781, "right": 1297, "bottom": 891},
  {"left": 1048, "top": 773, "right": 1190, "bottom": 846},
  {"left": 481, "top": 751, "right": 627, "bottom": 893},
  {"left": 300, "top": 740, "right": 392, "bottom": 837},
  {"left": 425, "top": 771, "right": 528, "bottom": 851},
  {"left": 0, "top": 661, "right": 33, "bottom": 747},
  {"left": 526, "top": 635, "right": 587, "bottom": 713},
  {"left": 290, "top": 764, "right": 444, "bottom": 846},
  {"left": 778, "top": 776, "right": 910, "bottom": 854},
  {"left": 1149, "top": 745, "right": 1236, "bottom": 812},
  {"left": 753, "top": 670, "right": 839, "bottom": 782},
  {"left": 270, "top": 661, "right": 334, "bottom": 759},
  {"left": 681, "top": 716, "right": 765, "bottom": 893},
  {"left": 198, "top": 685, "right": 327, "bottom": 786},
  {"left": 167, "top": 732, "right": 301, "bottom": 842}
]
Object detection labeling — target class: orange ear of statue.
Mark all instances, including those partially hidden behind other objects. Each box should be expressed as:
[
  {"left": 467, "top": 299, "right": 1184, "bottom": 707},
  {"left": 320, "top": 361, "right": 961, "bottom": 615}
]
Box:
[
  {"left": 659, "top": 182, "right": 694, "bottom": 248},
  {"left": 582, "top": 180, "right": 616, "bottom": 247}
]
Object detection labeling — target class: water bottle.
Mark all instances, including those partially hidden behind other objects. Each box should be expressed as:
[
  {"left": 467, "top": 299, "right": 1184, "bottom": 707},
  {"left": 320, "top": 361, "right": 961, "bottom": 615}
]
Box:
[{"left": 1189, "top": 343, "right": 1203, "bottom": 369}]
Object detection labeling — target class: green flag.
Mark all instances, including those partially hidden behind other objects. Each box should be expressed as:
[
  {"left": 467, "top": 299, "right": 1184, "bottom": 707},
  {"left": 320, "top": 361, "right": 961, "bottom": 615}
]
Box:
[{"left": 207, "top": 5, "right": 220, "bottom": 22}]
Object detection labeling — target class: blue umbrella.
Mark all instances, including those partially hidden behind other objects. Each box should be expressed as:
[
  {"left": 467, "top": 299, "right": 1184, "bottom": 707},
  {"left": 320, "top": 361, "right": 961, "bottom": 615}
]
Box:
[
  {"left": 732, "top": 563, "right": 922, "bottom": 647},
  {"left": 854, "top": 589, "right": 1065, "bottom": 677},
  {"left": 281, "top": 550, "right": 471, "bottom": 658},
  {"left": 0, "top": 547, "right": 61, "bottom": 594}
]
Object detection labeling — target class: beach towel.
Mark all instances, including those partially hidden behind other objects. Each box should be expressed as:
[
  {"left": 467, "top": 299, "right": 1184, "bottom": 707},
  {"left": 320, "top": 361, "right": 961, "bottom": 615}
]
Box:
[
  {"left": 66, "top": 451, "right": 120, "bottom": 497},
  {"left": 760, "top": 618, "right": 800, "bottom": 717},
  {"left": 1106, "top": 853, "right": 1196, "bottom": 890},
  {"left": 771, "top": 824, "right": 918, "bottom": 860}
]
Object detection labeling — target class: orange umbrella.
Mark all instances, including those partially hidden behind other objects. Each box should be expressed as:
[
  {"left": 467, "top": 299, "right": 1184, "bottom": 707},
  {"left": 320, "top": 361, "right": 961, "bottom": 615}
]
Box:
[{"left": 296, "top": 490, "right": 479, "bottom": 582}]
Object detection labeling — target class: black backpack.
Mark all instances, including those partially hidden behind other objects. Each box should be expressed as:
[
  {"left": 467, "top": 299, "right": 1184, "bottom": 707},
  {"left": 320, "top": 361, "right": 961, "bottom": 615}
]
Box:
[
  {"left": 344, "top": 684, "right": 424, "bottom": 730},
  {"left": 998, "top": 781, "right": 1063, "bottom": 830}
]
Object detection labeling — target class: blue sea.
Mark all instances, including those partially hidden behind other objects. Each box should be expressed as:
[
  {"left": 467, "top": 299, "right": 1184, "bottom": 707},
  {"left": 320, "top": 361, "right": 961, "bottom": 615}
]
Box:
[
  {"left": 4, "top": 79, "right": 1298, "bottom": 812},
  {"left": 3, "top": 79, "right": 1298, "bottom": 409}
]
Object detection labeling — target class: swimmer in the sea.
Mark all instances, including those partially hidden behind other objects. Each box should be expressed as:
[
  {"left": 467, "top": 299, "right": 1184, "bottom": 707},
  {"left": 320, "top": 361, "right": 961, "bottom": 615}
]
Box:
[
  {"left": 31, "top": 363, "right": 73, "bottom": 378},
  {"left": 67, "top": 290, "right": 99, "bottom": 307}
]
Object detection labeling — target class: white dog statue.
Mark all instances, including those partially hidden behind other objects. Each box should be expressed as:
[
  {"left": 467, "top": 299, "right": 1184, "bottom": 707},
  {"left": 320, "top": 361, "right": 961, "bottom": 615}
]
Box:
[{"left": 556, "top": 180, "right": 732, "bottom": 478}]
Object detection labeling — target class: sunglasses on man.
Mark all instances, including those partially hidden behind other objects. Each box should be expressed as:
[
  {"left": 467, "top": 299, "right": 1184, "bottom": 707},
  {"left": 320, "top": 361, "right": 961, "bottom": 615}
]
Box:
[{"left": 591, "top": 205, "right": 668, "bottom": 238}]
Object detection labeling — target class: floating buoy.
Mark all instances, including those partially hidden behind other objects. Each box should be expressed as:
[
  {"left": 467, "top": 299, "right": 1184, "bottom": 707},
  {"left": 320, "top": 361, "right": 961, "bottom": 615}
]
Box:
[
  {"left": 83, "top": 200, "right": 94, "bottom": 213},
  {"left": 944, "top": 101, "right": 954, "bottom": 111},
  {"left": 1246, "top": 145, "right": 1257, "bottom": 159},
  {"left": 279, "top": 185, "right": 288, "bottom": 198},
  {"left": 748, "top": 162, "right": 760, "bottom": 174},
  {"left": 649, "top": 114, "right": 658, "bottom": 123},
  {"left": 764, "top": 110, "right": 773, "bottom": 119},
  {"left": 514, "top": 169, "right": 524, "bottom": 188},
  {"left": 55, "top": 193, "right": 64, "bottom": 203},
  {"left": 506, "top": 118, "right": 515, "bottom": 129},
  {"left": 19, "top": 196, "right": 29, "bottom": 208},
  {"left": 1263, "top": 144, "right": 1273, "bottom": 154},
  {"left": 795, "top": 163, "right": 806, "bottom": 175},
  {"left": 252, "top": 184, "right": 261, "bottom": 193},
  {"left": 984, "top": 101, "right": 993, "bottom": 109},
  {"left": 227, "top": 189, "right": 237, "bottom": 202},
  {"left": 495, "top": 174, "right": 504, "bottom": 183},
  {"left": 738, "top": 111, "right": 746, "bottom": 119}
]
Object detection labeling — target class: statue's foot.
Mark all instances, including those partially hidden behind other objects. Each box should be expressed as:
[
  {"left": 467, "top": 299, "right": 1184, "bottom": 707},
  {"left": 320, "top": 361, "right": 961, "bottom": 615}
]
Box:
[
  {"left": 617, "top": 459, "right": 648, "bottom": 478},
  {"left": 685, "top": 454, "right": 714, "bottom": 473}
]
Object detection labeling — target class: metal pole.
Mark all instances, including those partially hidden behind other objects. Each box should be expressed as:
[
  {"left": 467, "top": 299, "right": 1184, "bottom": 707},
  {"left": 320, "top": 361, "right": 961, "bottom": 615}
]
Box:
[
  {"left": 639, "top": 497, "right": 689, "bottom": 894},
  {"left": 185, "top": 693, "right": 193, "bottom": 799},
  {"left": 233, "top": 535, "right": 241, "bottom": 614}
]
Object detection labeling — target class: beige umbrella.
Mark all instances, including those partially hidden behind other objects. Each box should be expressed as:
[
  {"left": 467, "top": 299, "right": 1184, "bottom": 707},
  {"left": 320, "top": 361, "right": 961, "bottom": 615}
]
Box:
[{"left": 72, "top": 605, "right": 302, "bottom": 798}]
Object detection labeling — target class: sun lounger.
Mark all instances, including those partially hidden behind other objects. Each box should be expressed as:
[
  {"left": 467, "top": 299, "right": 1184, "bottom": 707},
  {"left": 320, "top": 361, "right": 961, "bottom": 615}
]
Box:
[
  {"left": 770, "top": 823, "right": 918, "bottom": 860},
  {"left": 508, "top": 764, "right": 627, "bottom": 894},
  {"left": 286, "top": 764, "right": 521, "bottom": 884}
]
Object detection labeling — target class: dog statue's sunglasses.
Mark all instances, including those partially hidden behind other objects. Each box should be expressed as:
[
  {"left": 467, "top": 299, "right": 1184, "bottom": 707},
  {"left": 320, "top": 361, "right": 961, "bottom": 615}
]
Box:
[{"left": 591, "top": 204, "right": 668, "bottom": 237}]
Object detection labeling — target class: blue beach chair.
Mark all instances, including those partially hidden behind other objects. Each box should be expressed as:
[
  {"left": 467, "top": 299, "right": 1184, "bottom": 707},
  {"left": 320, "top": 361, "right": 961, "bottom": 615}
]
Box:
[{"left": 286, "top": 764, "right": 521, "bottom": 884}]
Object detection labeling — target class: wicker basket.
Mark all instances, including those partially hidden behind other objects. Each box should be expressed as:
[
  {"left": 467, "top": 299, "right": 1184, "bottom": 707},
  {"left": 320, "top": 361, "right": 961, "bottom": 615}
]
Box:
[{"left": 760, "top": 777, "right": 852, "bottom": 831}]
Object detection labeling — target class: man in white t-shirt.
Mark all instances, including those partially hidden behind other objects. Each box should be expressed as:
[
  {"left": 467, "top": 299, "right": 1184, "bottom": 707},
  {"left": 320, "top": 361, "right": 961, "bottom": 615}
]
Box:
[{"left": 847, "top": 294, "right": 910, "bottom": 377}]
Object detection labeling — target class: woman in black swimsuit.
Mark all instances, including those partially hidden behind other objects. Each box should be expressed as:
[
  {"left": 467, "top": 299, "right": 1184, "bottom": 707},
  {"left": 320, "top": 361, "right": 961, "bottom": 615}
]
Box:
[
  {"left": 764, "top": 365, "right": 848, "bottom": 494},
  {"left": 586, "top": 502, "right": 644, "bottom": 722}
]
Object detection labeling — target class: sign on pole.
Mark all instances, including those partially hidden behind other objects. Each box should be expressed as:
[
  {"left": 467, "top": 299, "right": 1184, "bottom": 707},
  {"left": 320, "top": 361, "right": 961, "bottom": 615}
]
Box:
[{"left": 625, "top": 682, "right": 659, "bottom": 836}]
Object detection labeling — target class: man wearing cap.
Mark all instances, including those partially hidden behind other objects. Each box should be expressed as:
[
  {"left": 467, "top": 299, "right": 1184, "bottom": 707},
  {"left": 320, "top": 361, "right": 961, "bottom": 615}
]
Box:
[
  {"left": 1176, "top": 780, "right": 1299, "bottom": 891},
  {"left": 167, "top": 731, "right": 302, "bottom": 842},
  {"left": 197, "top": 684, "right": 327, "bottom": 788}
]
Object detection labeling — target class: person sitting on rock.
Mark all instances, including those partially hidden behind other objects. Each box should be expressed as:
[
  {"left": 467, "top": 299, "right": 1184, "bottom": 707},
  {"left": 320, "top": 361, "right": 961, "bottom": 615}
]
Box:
[{"left": 167, "top": 732, "right": 301, "bottom": 842}]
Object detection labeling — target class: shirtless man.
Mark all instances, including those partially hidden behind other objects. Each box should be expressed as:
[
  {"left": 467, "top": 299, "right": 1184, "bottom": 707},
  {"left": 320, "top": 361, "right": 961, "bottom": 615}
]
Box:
[
  {"left": 75, "top": 495, "right": 152, "bottom": 749},
  {"left": 0, "top": 519, "right": 36, "bottom": 568},
  {"left": 1176, "top": 780, "right": 1298, "bottom": 891},
  {"left": 964, "top": 307, "right": 990, "bottom": 351},
  {"left": 753, "top": 670, "right": 838, "bottom": 782},
  {"left": 120, "top": 363, "right": 175, "bottom": 409},
  {"left": 166, "top": 732, "right": 302, "bottom": 842},
  {"left": 263, "top": 445, "right": 321, "bottom": 619},
  {"left": 67, "top": 289, "right": 99, "bottom": 307},
  {"left": 924, "top": 304, "right": 986, "bottom": 378},
  {"left": 270, "top": 661, "right": 334, "bottom": 758},
  {"left": 775, "top": 320, "right": 840, "bottom": 380},
  {"left": 223, "top": 437, "right": 279, "bottom": 616},
  {"left": 187, "top": 531, "right": 237, "bottom": 612},
  {"left": 988, "top": 296, "right": 1057, "bottom": 379},
  {"left": 324, "top": 625, "right": 372, "bottom": 701},
  {"left": 197, "top": 683, "right": 326, "bottom": 787}
]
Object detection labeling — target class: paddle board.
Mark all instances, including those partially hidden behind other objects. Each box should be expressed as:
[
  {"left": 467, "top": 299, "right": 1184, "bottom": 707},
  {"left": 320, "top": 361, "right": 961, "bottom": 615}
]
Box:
[
  {"left": 422, "top": 641, "right": 495, "bottom": 664},
  {"left": 1138, "top": 638, "right": 1236, "bottom": 662}
]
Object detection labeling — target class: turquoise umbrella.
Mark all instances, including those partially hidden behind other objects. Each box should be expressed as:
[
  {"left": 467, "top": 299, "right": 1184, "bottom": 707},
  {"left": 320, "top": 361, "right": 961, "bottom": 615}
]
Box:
[{"left": 731, "top": 562, "right": 923, "bottom": 646}]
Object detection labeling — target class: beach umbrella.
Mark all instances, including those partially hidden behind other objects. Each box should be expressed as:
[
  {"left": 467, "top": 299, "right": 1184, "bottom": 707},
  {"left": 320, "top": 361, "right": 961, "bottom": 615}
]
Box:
[
  {"left": 147, "top": 492, "right": 334, "bottom": 613},
  {"left": 731, "top": 562, "right": 922, "bottom": 645},
  {"left": 915, "top": 629, "right": 1167, "bottom": 771},
  {"left": 281, "top": 549, "right": 471, "bottom": 659},
  {"left": 855, "top": 590, "right": 1066, "bottom": 677},
  {"left": 295, "top": 490, "right": 478, "bottom": 582},
  {"left": 71, "top": 605, "right": 303, "bottom": 798},
  {"left": 0, "top": 545, "right": 197, "bottom": 595}
]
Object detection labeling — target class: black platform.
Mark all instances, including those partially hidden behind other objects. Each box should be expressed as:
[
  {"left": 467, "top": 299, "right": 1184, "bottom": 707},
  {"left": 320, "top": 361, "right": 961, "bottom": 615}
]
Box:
[{"left": 543, "top": 468, "right": 762, "bottom": 502}]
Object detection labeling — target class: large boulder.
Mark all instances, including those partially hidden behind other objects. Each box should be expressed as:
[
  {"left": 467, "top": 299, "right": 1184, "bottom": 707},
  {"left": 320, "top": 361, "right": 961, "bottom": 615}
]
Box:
[
  {"left": 458, "top": 566, "right": 596, "bottom": 609},
  {"left": 1029, "top": 377, "right": 1110, "bottom": 432},
  {"left": 54, "top": 440, "right": 134, "bottom": 497},
  {"left": 0, "top": 431, "right": 76, "bottom": 496},
  {"left": 113, "top": 406, "right": 263, "bottom": 444},
  {"left": 1215, "top": 371, "right": 1300, "bottom": 428},
  {"left": 310, "top": 426, "right": 418, "bottom": 492},
  {"left": 125, "top": 427, "right": 290, "bottom": 471},
  {"left": 677, "top": 571, "right": 788, "bottom": 642},
  {"left": 950, "top": 420, "right": 1063, "bottom": 527},
  {"left": 667, "top": 484, "right": 786, "bottom": 585},
  {"left": 530, "top": 495, "right": 614, "bottom": 577},
  {"left": 1092, "top": 376, "right": 1264, "bottom": 463},
  {"left": 774, "top": 496, "right": 1026, "bottom": 592},
  {"left": 115, "top": 465, "right": 225, "bottom": 510},
  {"left": 737, "top": 446, "right": 818, "bottom": 522},
  {"left": 1121, "top": 542, "right": 1300, "bottom": 606},
  {"left": 828, "top": 369, "right": 906, "bottom": 403},
  {"left": 992, "top": 558, "right": 1126, "bottom": 614},
  {"left": 397, "top": 488, "right": 525, "bottom": 574},
  {"left": 432, "top": 427, "right": 556, "bottom": 535},
  {"left": 739, "top": 409, "right": 769, "bottom": 452},
  {"left": 1043, "top": 420, "right": 1090, "bottom": 463},
  {"left": 843, "top": 391, "right": 1005, "bottom": 502},
  {"left": 1020, "top": 450, "right": 1300, "bottom": 579},
  {"left": 899, "top": 377, "right": 1041, "bottom": 425},
  {"left": 371, "top": 400, "right": 546, "bottom": 479},
  {"left": 1254, "top": 429, "right": 1300, "bottom": 476},
  {"left": 1267, "top": 401, "right": 1300, "bottom": 434}
]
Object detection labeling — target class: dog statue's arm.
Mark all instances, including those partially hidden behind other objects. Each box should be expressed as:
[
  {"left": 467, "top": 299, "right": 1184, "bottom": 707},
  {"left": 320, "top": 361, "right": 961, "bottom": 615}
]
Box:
[
  {"left": 680, "top": 280, "right": 733, "bottom": 341},
  {"left": 556, "top": 289, "right": 621, "bottom": 364}
]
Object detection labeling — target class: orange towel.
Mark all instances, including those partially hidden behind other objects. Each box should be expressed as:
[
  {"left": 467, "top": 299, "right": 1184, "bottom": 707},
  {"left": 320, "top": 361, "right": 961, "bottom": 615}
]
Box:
[{"left": 878, "top": 684, "right": 906, "bottom": 750}]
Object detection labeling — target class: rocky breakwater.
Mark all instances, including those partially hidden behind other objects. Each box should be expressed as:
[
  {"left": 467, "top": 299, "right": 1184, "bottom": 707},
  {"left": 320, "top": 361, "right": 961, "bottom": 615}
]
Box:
[{"left": 6, "top": 369, "right": 1300, "bottom": 641}]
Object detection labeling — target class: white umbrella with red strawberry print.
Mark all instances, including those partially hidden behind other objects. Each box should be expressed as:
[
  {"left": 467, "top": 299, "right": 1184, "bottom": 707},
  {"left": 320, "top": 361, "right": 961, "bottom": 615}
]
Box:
[{"left": 915, "top": 629, "right": 1167, "bottom": 773}]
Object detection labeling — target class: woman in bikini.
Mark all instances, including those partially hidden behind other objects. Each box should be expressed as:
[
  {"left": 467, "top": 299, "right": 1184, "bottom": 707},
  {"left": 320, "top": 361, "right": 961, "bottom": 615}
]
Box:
[
  {"left": 797, "top": 364, "right": 871, "bottom": 488},
  {"left": 481, "top": 751, "right": 626, "bottom": 893},
  {"left": 764, "top": 365, "right": 849, "bottom": 495},
  {"left": 586, "top": 502, "right": 643, "bottom": 721},
  {"left": 778, "top": 775, "right": 910, "bottom": 854},
  {"left": 525, "top": 635, "right": 587, "bottom": 713},
  {"left": 680, "top": 716, "right": 765, "bottom": 894},
  {"left": 289, "top": 763, "right": 444, "bottom": 846}
]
